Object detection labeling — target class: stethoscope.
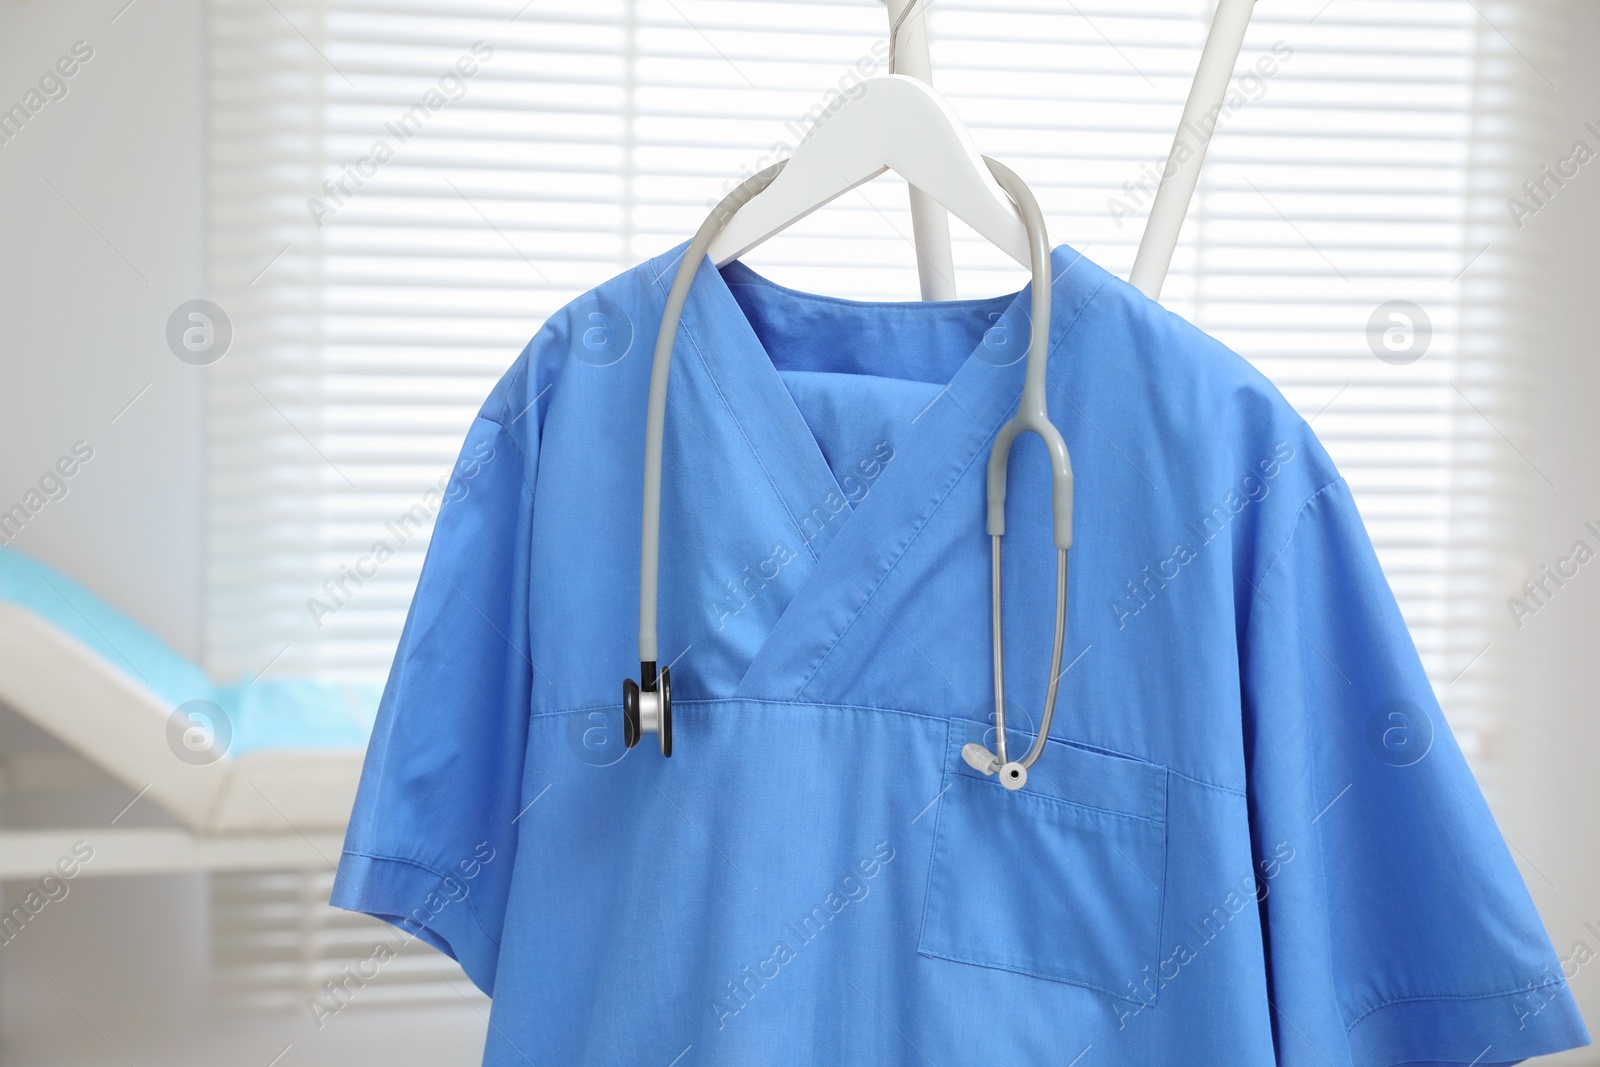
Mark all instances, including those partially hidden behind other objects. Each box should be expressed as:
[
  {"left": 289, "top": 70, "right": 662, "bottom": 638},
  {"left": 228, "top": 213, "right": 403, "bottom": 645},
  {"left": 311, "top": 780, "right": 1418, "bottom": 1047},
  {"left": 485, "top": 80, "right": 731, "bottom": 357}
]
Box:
[{"left": 623, "top": 158, "right": 1073, "bottom": 792}]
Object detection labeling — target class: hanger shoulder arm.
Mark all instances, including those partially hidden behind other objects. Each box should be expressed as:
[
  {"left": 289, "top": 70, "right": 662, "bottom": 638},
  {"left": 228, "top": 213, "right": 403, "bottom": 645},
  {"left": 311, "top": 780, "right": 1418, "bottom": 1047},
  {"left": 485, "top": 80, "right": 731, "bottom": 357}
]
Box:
[{"left": 708, "top": 75, "right": 1030, "bottom": 270}]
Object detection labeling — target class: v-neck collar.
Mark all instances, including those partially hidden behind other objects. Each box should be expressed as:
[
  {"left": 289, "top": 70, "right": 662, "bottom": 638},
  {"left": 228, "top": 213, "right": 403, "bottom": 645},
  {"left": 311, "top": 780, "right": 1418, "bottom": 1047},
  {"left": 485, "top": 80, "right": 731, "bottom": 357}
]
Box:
[
  {"left": 656, "top": 245, "right": 1106, "bottom": 702},
  {"left": 692, "top": 259, "right": 1033, "bottom": 553},
  {"left": 671, "top": 264, "right": 853, "bottom": 560}
]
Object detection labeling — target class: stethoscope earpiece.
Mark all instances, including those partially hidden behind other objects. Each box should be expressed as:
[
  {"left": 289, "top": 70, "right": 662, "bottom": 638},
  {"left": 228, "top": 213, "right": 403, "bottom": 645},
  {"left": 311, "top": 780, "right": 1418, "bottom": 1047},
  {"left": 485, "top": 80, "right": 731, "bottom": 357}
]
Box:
[
  {"left": 961, "top": 742, "right": 1029, "bottom": 791},
  {"left": 622, "top": 662, "right": 671, "bottom": 756}
]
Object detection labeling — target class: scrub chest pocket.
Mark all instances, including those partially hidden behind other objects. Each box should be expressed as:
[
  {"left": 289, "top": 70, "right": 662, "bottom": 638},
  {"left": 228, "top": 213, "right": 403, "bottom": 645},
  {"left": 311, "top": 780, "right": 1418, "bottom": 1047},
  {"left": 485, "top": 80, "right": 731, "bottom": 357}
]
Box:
[{"left": 919, "top": 719, "right": 1169, "bottom": 1003}]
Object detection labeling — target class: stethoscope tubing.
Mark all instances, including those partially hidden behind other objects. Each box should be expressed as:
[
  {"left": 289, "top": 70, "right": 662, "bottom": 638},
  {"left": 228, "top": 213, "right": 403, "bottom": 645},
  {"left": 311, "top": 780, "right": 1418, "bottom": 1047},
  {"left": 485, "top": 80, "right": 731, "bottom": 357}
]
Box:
[{"left": 635, "top": 157, "right": 1071, "bottom": 787}]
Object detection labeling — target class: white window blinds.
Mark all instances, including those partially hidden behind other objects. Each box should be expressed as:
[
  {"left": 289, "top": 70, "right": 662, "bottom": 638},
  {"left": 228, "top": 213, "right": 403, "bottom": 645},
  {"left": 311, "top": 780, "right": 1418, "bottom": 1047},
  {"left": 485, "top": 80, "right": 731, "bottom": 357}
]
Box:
[{"left": 207, "top": 0, "right": 1562, "bottom": 799}]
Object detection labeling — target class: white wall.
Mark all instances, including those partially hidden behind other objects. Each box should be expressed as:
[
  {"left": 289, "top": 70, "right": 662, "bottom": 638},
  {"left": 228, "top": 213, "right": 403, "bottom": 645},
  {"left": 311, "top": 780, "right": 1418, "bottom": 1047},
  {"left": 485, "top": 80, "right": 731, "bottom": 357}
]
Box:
[
  {"left": 0, "top": 0, "right": 208, "bottom": 1058},
  {"left": 0, "top": 10, "right": 489, "bottom": 1060},
  {"left": 0, "top": 0, "right": 206, "bottom": 661},
  {"left": 1521, "top": 1, "right": 1600, "bottom": 1057}
]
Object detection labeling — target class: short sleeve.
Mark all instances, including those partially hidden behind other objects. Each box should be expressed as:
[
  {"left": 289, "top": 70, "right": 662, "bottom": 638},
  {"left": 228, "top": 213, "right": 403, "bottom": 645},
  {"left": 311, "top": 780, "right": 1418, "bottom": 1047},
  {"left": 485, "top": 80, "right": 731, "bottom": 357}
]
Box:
[
  {"left": 330, "top": 412, "right": 534, "bottom": 996},
  {"left": 1242, "top": 479, "right": 1589, "bottom": 1066}
]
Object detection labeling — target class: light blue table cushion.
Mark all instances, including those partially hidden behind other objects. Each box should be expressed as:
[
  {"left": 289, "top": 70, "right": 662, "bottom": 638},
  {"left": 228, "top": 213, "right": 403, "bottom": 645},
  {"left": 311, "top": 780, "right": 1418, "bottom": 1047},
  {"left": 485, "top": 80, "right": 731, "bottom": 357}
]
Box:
[{"left": 0, "top": 547, "right": 376, "bottom": 754}]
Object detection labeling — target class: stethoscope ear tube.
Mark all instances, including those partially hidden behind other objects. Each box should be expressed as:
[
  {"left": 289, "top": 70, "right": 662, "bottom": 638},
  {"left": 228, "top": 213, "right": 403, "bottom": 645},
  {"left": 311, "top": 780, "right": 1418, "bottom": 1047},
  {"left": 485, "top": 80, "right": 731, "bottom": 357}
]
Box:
[
  {"left": 967, "top": 159, "right": 1073, "bottom": 789},
  {"left": 629, "top": 158, "right": 1072, "bottom": 778},
  {"left": 637, "top": 162, "right": 788, "bottom": 669},
  {"left": 980, "top": 157, "right": 1073, "bottom": 552},
  {"left": 626, "top": 162, "right": 787, "bottom": 755},
  {"left": 970, "top": 542, "right": 1068, "bottom": 788}
]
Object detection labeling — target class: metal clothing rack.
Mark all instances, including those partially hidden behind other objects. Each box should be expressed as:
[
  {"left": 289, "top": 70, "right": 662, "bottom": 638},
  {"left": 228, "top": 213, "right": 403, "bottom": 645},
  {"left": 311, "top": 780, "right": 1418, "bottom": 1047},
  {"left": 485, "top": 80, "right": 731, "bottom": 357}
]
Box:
[{"left": 883, "top": 0, "right": 1259, "bottom": 301}]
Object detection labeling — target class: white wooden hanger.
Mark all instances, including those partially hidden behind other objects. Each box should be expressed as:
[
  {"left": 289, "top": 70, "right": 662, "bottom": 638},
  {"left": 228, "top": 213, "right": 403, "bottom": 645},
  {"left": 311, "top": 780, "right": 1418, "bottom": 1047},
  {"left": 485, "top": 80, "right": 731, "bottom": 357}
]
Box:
[
  {"left": 705, "top": 73, "right": 1031, "bottom": 272},
  {"left": 708, "top": 0, "right": 1259, "bottom": 302}
]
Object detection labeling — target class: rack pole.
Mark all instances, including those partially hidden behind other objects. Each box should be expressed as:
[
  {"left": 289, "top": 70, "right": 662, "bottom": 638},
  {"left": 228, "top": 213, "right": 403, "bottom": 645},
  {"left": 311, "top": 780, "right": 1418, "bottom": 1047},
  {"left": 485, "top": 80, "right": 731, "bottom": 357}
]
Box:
[
  {"left": 885, "top": 0, "right": 957, "bottom": 300},
  {"left": 1129, "top": 0, "right": 1258, "bottom": 299}
]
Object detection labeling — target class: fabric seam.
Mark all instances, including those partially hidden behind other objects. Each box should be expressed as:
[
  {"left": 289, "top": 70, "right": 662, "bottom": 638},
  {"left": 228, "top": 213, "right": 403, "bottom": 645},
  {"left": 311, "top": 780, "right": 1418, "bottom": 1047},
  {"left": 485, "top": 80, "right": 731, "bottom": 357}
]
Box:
[
  {"left": 914, "top": 718, "right": 955, "bottom": 989},
  {"left": 477, "top": 359, "right": 539, "bottom": 493},
  {"left": 794, "top": 270, "right": 1114, "bottom": 698},
  {"left": 916, "top": 727, "right": 1165, "bottom": 1006},
  {"left": 1344, "top": 977, "right": 1573, "bottom": 1031},
  {"left": 337, "top": 849, "right": 504, "bottom": 950},
  {"left": 644, "top": 251, "right": 823, "bottom": 563},
  {"left": 528, "top": 696, "right": 1244, "bottom": 797},
  {"left": 1251, "top": 478, "right": 1345, "bottom": 595},
  {"left": 951, "top": 761, "right": 1166, "bottom": 826}
]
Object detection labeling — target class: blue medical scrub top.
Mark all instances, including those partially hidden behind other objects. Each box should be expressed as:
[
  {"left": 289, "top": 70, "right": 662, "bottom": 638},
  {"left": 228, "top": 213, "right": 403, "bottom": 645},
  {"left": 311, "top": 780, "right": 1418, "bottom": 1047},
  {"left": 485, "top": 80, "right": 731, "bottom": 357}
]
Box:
[{"left": 332, "top": 245, "right": 1589, "bottom": 1066}]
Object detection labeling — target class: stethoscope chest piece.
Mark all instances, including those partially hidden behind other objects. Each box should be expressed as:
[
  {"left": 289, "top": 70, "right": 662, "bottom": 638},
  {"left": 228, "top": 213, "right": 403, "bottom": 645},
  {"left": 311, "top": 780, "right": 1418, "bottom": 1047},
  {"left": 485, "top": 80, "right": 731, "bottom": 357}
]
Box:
[{"left": 622, "top": 663, "right": 672, "bottom": 756}]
